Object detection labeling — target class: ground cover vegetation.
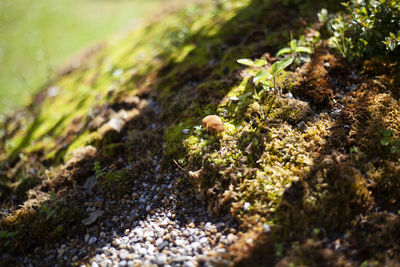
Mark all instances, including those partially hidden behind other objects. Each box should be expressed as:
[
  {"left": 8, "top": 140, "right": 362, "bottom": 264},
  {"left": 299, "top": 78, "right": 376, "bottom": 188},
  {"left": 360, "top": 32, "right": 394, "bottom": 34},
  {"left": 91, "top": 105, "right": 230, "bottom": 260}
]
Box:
[{"left": 0, "top": 0, "right": 399, "bottom": 265}]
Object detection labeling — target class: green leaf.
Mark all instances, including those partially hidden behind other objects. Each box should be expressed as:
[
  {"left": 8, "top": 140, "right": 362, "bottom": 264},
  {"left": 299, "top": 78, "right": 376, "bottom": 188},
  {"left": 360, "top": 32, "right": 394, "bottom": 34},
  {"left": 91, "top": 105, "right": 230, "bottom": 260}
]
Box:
[
  {"left": 237, "top": 58, "right": 255, "bottom": 66},
  {"left": 350, "top": 146, "right": 359, "bottom": 153},
  {"left": 380, "top": 129, "right": 394, "bottom": 137},
  {"left": 276, "top": 47, "right": 291, "bottom": 56},
  {"left": 253, "top": 69, "right": 272, "bottom": 83},
  {"left": 290, "top": 40, "right": 297, "bottom": 51},
  {"left": 253, "top": 58, "right": 268, "bottom": 67},
  {"left": 0, "top": 230, "right": 8, "bottom": 238},
  {"left": 294, "top": 46, "right": 312, "bottom": 54},
  {"left": 381, "top": 137, "right": 391, "bottom": 146},
  {"left": 271, "top": 57, "right": 294, "bottom": 76}
]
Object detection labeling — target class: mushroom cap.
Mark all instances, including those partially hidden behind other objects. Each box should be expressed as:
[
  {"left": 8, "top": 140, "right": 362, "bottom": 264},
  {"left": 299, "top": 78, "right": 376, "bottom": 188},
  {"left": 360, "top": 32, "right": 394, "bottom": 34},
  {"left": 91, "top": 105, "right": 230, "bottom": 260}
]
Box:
[{"left": 202, "top": 115, "right": 224, "bottom": 133}]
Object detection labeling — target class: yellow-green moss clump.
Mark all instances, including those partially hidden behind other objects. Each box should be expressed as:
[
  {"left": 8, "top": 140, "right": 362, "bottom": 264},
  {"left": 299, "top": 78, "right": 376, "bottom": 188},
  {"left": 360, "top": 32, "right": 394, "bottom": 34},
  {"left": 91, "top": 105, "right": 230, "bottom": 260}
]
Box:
[{"left": 0, "top": 0, "right": 400, "bottom": 265}]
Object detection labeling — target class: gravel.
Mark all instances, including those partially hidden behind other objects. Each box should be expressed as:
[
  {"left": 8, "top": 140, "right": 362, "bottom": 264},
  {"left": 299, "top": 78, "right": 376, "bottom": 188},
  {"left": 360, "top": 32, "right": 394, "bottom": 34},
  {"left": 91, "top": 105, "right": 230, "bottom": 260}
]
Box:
[{"left": 21, "top": 157, "right": 238, "bottom": 266}]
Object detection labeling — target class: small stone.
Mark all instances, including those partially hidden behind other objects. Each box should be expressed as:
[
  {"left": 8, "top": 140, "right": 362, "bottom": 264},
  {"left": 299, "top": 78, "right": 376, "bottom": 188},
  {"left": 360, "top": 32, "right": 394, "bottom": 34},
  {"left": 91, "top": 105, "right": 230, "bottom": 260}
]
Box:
[
  {"left": 199, "top": 237, "right": 208, "bottom": 245},
  {"left": 227, "top": 233, "right": 238, "bottom": 243},
  {"left": 85, "top": 234, "right": 90, "bottom": 242},
  {"left": 175, "top": 239, "right": 185, "bottom": 247},
  {"left": 100, "top": 232, "right": 107, "bottom": 238},
  {"left": 154, "top": 254, "right": 167, "bottom": 265},
  {"left": 297, "top": 121, "right": 307, "bottom": 131},
  {"left": 91, "top": 262, "right": 99, "bottom": 267},
  {"left": 147, "top": 244, "right": 155, "bottom": 254},
  {"left": 160, "top": 218, "right": 169, "bottom": 226},
  {"left": 331, "top": 109, "right": 341, "bottom": 117},
  {"left": 158, "top": 241, "right": 169, "bottom": 251},
  {"left": 263, "top": 223, "right": 271, "bottom": 233},
  {"left": 156, "top": 237, "right": 164, "bottom": 246},
  {"left": 81, "top": 210, "right": 104, "bottom": 226},
  {"left": 134, "top": 228, "right": 143, "bottom": 238},
  {"left": 88, "top": 236, "right": 97, "bottom": 245},
  {"left": 243, "top": 202, "right": 250, "bottom": 211},
  {"left": 57, "top": 248, "right": 65, "bottom": 257},
  {"left": 119, "top": 249, "right": 128, "bottom": 260},
  {"left": 184, "top": 261, "right": 196, "bottom": 267}
]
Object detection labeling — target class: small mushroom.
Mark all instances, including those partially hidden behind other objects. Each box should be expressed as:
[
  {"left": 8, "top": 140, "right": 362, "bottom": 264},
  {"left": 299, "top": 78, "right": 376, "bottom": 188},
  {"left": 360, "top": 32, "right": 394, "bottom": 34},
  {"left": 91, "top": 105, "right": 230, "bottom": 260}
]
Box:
[{"left": 202, "top": 115, "right": 224, "bottom": 133}]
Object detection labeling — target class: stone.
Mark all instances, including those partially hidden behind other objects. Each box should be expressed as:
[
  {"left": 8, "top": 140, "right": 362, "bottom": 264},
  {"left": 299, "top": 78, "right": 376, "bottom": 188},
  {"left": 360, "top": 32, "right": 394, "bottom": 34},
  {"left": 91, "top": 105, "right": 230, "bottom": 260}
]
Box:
[{"left": 81, "top": 210, "right": 104, "bottom": 226}]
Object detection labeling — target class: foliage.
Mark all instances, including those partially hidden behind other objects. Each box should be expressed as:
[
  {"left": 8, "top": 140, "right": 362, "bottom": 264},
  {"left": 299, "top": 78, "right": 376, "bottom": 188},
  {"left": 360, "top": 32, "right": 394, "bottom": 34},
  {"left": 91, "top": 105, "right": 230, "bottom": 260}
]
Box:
[
  {"left": 380, "top": 129, "right": 400, "bottom": 154},
  {"left": 237, "top": 56, "right": 294, "bottom": 94},
  {"left": 323, "top": 0, "right": 400, "bottom": 61},
  {"left": 0, "top": 230, "right": 16, "bottom": 247},
  {"left": 93, "top": 161, "right": 106, "bottom": 178},
  {"left": 276, "top": 39, "right": 312, "bottom": 63},
  {"left": 237, "top": 38, "right": 311, "bottom": 94},
  {"left": 39, "top": 203, "right": 56, "bottom": 220}
]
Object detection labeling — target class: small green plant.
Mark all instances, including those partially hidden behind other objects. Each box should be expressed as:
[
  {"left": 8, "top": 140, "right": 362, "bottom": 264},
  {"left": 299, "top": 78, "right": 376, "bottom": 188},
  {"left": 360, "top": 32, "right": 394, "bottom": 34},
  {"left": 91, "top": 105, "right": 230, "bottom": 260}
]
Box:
[
  {"left": 327, "top": 14, "right": 350, "bottom": 58},
  {"left": 350, "top": 146, "right": 359, "bottom": 153},
  {"left": 40, "top": 203, "right": 56, "bottom": 220},
  {"left": 49, "top": 191, "right": 56, "bottom": 201},
  {"left": 379, "top": 129, "right": 400, "bottom": 154},
  {"left": 276, "top": 39, "right": 312, "bottom": 59},
  {"left": 274, "top": 242, "right": 284, "bottom": 258},
  {"left": 93, "top": 161, "right": 106, "bottom": 178},
  {"left": 380, "top": 129, "right": 394, "bottom": 146},
  {"left": 237, "top": 37, "right": 311, "bottom": 95},
  {"left": 237, "top": 57, "right": 294, "bottom": 95},
  {"left": 383, "top": 32, "right": 400, "bottom": 52},
  {"left": 323, "top": 0, "right": 400, "bottom": 61},
  {"left": 312, "top": 228, "right": 321, "bottom": 236},
  {"left": 0, "top": 230, "right": 17, "bottom": 247}
]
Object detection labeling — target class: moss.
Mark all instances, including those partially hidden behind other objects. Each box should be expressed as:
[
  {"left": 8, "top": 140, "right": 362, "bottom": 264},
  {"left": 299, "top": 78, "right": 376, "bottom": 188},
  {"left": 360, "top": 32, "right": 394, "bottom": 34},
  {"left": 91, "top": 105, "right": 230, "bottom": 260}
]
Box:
[
  {"left": 0, "top": 192, "right": 85, "bottom": 254},
  {"left": 165, "top": 118, "right": 198, "bottom": 160},
  {"left": 98, "top": 169, "right": 133, "bottom": 199},
  {"left": 0, "top": 0, "right": 400, "bottom": 265}
]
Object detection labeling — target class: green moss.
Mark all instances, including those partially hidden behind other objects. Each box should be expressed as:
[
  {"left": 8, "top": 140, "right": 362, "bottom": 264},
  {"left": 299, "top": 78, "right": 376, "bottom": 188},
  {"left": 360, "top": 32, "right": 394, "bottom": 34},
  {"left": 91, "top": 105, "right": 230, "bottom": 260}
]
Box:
[
  {"left": 0, "top": 193, "right": 85, "bottom": 253},
  {"left": 165, "top": 118, "right": 198, "bottom": 160}
]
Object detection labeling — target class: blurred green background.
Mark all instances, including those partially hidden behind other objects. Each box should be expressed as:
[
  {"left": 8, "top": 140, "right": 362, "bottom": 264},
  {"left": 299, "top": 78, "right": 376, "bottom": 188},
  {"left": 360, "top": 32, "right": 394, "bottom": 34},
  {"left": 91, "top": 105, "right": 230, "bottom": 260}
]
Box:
[{"left": 0, "top": 0, "right": 165, "bottom": 114}]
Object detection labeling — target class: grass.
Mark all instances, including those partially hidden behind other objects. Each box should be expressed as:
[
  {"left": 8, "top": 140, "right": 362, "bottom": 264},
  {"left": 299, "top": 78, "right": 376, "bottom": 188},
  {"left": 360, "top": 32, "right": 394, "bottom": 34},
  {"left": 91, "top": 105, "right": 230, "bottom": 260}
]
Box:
[{"left": 0, "top": 0, "right": 164, "bottom": 114}]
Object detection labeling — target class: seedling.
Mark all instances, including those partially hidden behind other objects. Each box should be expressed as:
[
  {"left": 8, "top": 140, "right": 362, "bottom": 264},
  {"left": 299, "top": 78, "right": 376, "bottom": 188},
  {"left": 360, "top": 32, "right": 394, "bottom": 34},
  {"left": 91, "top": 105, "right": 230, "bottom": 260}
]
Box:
[
  {"left": 237, "top": 56, "right": 294, "bottom": 95},
  {"left": 93, "top": 161, "right": 106, "bottom": 178},
  {"left": 380, "top": 129, "right": 394, "bottom": 146},
  {"left": 276, "top": 39, "right": 312, "bottom": 57},
  {"left": 379, "top": 129, "right": 400, "bottom": 154}
]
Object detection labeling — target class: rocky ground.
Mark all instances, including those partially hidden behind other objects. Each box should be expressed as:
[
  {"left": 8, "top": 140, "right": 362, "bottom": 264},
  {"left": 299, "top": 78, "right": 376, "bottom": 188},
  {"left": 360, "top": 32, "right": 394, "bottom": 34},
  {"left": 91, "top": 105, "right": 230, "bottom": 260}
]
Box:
[
  {"left": 19, "top": 164, "right": 240, "bottom": 267},
  {"left": 4, "top": 94, "right": 242, "bottom": 266}
]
